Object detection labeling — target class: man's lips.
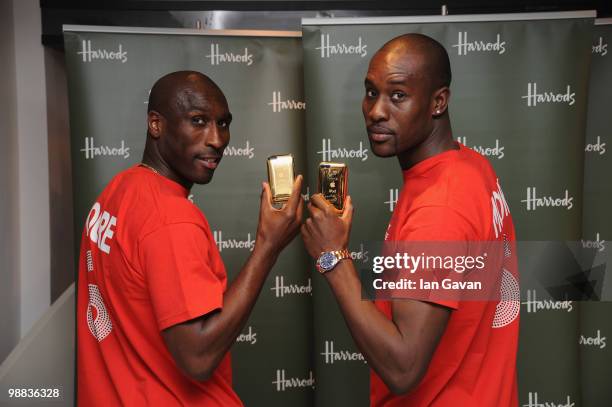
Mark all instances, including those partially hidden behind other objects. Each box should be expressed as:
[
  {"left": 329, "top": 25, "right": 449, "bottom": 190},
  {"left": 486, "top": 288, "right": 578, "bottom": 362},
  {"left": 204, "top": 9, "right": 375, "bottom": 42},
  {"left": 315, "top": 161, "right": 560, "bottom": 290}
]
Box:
[
  {"left": 367, "top": 125, "right": 394, "bottom": 142},
  {"left": 196, "top": 156, "right": 222, "bottom": 170}
]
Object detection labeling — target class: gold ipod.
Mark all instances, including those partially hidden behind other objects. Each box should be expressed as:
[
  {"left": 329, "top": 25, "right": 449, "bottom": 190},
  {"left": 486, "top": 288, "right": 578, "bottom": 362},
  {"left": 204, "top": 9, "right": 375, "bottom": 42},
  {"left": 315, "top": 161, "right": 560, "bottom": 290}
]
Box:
[
  {"left": 267, "top": 154, "right": 295, "bottom": 206},
  {"left": 318, "top": 162, "right": 348, "bottom": 211}
]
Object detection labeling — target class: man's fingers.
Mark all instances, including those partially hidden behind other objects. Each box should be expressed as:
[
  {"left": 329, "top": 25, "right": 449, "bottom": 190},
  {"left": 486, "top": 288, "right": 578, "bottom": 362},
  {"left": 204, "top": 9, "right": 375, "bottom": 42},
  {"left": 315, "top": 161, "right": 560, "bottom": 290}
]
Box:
[
  {"left": 303, "top": 217, "right": 314, "bottom": 234},
  {"left": 341, "top": 196, "right": 354, "bottom": 223},
  {"left": 296, "top": 196, "right": 304, "bottom": 221},
  {"left": 310, "top": 193, "right": 334, "bottom": 211},
  {"left": 285, "top": 175, "right": 303, "bottom": 213},
  {"left": 308, "top": 201, "right": 325, "bottom": 220},
  {"left": 261, "top": 182, "right": 274, "bottom": 210}
]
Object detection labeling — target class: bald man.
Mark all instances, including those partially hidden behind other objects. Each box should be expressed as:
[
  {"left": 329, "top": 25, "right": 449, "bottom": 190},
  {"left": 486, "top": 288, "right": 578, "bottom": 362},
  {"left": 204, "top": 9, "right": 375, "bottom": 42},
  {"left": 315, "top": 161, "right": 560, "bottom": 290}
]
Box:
[
  {"left": 77, "top": 71, "right": 303, "bottom": 406},
  {"left": 302, "top": 34, "right": 519, "bottom": 406}
]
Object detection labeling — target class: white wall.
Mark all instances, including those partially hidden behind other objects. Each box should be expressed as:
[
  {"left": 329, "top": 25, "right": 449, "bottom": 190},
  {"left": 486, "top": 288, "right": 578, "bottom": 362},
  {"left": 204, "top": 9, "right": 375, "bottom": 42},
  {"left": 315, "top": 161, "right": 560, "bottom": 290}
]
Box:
[
  {"left": 45, "top": 46, "right": 75, "bottom": 302},
  {"left": 0, "top": 285, "right": 75, "bottom": 406},
  {"left": 12, "top": 0, "right": 51, "bottom": 339},
  {"left": 0, "top": 0, "right": 21, "bottom": 363}
]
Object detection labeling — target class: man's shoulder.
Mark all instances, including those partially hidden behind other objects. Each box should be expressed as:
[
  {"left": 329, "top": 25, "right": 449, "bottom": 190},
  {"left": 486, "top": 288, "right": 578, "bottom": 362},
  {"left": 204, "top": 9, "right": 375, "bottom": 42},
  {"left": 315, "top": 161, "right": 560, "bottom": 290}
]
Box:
[
  {"left": 398, "top": 145, "right": 501, "bottom": 238},
  {"left": 443, "top": 145, "right": 499, "bottom": 197},
  {"left": 408, "top": 147, "right": 494, "bottom": 207},
  {"left": 110, "top": 167, "right": 207, "bottom": 229}
]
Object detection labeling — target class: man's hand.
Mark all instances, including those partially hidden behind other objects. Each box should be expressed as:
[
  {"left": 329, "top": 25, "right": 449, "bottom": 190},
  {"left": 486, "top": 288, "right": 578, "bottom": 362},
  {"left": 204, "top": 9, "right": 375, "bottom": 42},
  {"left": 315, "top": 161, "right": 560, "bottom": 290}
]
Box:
[
  {"left": 255, "top": 175, "right": 304, "bottom": 255},
  {"left": 301, "top": 194, "right": 354, "bottom": 258}
]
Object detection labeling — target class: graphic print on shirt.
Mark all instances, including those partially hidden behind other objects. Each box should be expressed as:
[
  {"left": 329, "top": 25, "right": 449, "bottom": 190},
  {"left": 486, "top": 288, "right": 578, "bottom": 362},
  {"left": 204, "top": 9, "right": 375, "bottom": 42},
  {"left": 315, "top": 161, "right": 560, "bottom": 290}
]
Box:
[
  {"left": 491, "top": 179, "right": 519, "bottom": 328},
  {"left": 85, "top": 202, "right": 118, "bottom": 254},
  {"left": 492, "top": 269, "right": 520, "bottom": 328},
  {"left": 84, "top": 201, "right": 116, "bottom": 341},
  {"left": 87, "top": 284, "right": 113, "bottom": 341},
  {"left": 491, "top": 178, "right": 510, "bottom": 239}
]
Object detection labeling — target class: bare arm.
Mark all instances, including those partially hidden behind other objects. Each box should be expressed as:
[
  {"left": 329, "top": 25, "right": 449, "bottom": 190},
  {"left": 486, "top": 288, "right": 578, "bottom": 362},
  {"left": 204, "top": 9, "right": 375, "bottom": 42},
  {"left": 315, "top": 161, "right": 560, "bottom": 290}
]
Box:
[
  {"left": 162, "top": 176, "right": 304, "bottom": 381},
  {"left": 301, "top": 194, "right": 450, "bottom": 394},
  {"left": 323, "top": 260, "right": 450, "bottom": 394}
]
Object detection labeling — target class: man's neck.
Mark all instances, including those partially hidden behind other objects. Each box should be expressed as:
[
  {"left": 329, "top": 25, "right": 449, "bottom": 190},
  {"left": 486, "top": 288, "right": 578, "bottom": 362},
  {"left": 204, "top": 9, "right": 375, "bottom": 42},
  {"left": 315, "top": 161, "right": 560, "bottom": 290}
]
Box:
[
  {"left": 398, "top": 119, "right": 455, "bottom": 170},
  {"left": 141, "top": 141, "right": 193, "bottom": 191}
]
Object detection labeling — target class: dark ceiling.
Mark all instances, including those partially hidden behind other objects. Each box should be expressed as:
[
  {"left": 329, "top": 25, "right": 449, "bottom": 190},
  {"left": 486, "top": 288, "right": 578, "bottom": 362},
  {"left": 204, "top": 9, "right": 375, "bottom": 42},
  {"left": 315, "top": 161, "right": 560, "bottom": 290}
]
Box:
[{"left": 41, "top": 0, "right": 612, "bottom": 49}]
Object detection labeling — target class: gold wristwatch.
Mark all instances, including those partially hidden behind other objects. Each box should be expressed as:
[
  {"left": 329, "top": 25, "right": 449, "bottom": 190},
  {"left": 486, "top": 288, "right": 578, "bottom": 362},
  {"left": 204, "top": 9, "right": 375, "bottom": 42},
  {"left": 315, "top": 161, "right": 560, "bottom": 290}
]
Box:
[{"left": 316, "top": 249, "right": 351, "bottom": 274}]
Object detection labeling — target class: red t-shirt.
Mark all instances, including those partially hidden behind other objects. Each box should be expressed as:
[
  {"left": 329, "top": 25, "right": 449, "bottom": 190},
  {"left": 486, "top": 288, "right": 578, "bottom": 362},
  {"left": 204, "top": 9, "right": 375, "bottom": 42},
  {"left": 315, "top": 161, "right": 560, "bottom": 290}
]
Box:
[
  {"left": 371, "top": 143, "right": 519, "bottom": 407},
  {"left": 77, "top": 166, "right": 242, "bottom": 406}
]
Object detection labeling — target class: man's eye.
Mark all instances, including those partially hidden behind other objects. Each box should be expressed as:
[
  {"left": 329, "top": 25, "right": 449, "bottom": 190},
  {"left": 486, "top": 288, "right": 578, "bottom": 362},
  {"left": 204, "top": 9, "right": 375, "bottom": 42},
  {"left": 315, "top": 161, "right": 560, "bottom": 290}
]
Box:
[
  {"left": 192, "top": 117, "right": 206, "bottom": 125},
  {"left": 217, "top": 120, "right": 229, "bottom": 128},
  {"left": 391, "top": 91, "right": 406, "bottom": 101},
  {"left": 366, "top": 89, "right": 377, "bottom": 98}
]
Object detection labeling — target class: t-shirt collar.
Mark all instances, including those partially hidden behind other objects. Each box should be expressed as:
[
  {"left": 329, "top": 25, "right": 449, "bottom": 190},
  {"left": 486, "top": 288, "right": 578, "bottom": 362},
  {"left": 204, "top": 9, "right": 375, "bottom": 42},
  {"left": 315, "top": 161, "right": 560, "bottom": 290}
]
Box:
[
  {"left": 402, "top": 141, "right": 462, "bottom": 182},
  {"left": 135, "top": 165, "right": 190, "bottom": 198}
]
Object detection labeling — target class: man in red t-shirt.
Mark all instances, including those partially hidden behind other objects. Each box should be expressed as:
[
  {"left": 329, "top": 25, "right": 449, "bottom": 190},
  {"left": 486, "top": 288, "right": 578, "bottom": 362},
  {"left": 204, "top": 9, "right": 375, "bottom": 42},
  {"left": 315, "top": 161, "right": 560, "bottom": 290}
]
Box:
[
  {"left": 77, "top": 71, "right": 303, "bottom": 406},
  {"left": 301, "top": 34, "right": 519, "bottom": 406}
]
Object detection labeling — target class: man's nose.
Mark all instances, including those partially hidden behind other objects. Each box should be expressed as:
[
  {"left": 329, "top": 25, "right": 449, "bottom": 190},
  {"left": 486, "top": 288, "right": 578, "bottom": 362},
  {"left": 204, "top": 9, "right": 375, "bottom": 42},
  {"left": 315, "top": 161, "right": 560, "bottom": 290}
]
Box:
[
  {"left": 368, "top": 97, "right": 388, "bottom": 122},
  {"left": 206, "top": 123, "right": 229, "bottom": 150}
]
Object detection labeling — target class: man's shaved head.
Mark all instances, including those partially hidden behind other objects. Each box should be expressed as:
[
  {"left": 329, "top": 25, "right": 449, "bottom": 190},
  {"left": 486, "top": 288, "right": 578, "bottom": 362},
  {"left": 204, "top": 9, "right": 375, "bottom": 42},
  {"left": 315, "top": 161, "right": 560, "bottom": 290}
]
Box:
[
  {"left": 147, "top": 70, "right": 226, "bottom": 118},
  {"left": 363, "top": 33, "right": 455, "bottom": 169},
  {"left": 377, "top": 33, "right": 451, "bottom": 91},
  {"left": 143, "top": 70, "right": 231, "bottom": 188}
]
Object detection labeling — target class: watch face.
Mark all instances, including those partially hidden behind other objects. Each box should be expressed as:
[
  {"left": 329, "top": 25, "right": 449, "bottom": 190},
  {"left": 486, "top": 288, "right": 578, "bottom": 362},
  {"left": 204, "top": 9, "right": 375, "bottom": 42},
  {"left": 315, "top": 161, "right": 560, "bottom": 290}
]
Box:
[{"left": 318, "top": 252, "right": 337, "bottom": 271}]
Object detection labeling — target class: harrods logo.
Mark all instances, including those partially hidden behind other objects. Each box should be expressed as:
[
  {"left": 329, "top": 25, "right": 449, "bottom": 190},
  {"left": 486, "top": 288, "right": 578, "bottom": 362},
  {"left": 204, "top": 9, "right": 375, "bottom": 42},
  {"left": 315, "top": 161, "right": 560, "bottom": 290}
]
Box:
[
  {"left": 579, "top": 329, "right": 607, "bottom": 349},
  {"left": 350, "top": 243, "right": 370, "bottom": 263},
  {"left": 321, "top": 340, "right": 367, "bottom": 364},
  {"left": 235, "top": 325, "right": 257, "bottom": 345},
  {"left": 452, "top": 32, "right": 506, "bottom": 56},
  {"left": 522, "top": 83, "right": 576, "bottom": 107},
  {"left": 268, "top": 91, "right": 306, "bottom": 113},
  {"left": 206, "top": 43, "right": 253, "bottom": 66},
  {"left": 385, "top": 188, "right": 399, "bottom": 212},
  {"left": 81, "top": 137, "right": 130, "bottom": 160},
  {"left": 213, "top": 230, "right": 255, "bottom": 252},
  {"left": 585, "top": 136, "right": 606, "bottom": 155},
  {"left": 272, "top": 369, "right": 315, "bottom": 392},
  {"left": 522, "top": 289, "right": 573, "bottom": 314},
  {"left": 457, "top": 137, "right": 505, "bottom": 159},
  {"left": 302, "top": 186, "right": 311, "bottom": 202},
  {"left": 224, "top": 140, "right": 255, "bottom": 158},
  {"left": 491, "top": 179, "right": 511, "bottom": 239},
  {"left": 592, "top": 36, "right": 608, "bottom": 56},
  {"left": 523, "top": 393, "right": 574, "bottom": 407},
  {"left": 78, "top": 40, "right": 127, "bottom": 63},
  {"left": 318, "top": 139, "right": 368, "bottom": 162},
  {"left": 521, "top": 187, "right": 574, "bottom": 211},
  {"left": 316, "top": 34, "right": 367, "bottom": 58},
  {"left": 271, "top": 276, "right": 312, "bottom": 298},
  {"left": 581, "top": 232, "right": 606, "bottom": 252}
]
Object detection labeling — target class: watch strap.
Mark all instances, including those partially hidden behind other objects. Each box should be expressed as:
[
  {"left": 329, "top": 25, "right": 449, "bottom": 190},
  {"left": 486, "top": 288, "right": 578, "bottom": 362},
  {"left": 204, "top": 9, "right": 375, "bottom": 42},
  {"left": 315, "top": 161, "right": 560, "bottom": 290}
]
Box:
[{"left": 317, "top": 249, "right": 351, "bottom": 274}]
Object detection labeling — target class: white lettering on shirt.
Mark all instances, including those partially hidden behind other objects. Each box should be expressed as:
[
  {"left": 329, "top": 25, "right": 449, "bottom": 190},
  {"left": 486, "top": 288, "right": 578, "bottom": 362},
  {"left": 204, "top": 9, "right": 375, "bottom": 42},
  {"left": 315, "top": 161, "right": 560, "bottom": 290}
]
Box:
[{"left": 86, "top": 202, "right": 117, "bottom": 254}]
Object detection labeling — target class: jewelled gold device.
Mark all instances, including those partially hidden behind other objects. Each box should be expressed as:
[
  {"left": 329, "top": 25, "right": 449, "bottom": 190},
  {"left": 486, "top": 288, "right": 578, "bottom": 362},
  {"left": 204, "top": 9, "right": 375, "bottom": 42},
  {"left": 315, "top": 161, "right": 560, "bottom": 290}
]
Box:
[
  {"left": 318, "top": 162, "right": 348, "bottom": 211},
  {"left": 267, "top": 154, "right": 295, "bottom": 206}
]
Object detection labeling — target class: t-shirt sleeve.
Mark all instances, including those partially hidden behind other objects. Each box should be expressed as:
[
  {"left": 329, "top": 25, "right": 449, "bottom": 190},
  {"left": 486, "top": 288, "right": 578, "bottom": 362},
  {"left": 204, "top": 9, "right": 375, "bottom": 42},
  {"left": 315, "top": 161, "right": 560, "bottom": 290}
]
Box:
[
  {"left": 397, "top": 205, "right": 474, "bottom": 310},
  {"left": 139, "top": 222, "right": 224, "bottom": 331}
]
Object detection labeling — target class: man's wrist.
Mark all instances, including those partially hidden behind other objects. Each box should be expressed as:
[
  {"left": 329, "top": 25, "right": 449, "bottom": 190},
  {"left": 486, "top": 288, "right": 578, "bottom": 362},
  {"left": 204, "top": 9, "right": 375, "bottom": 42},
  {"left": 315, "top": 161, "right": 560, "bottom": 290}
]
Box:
[
  {"left": 316, "top": 248, "right": 351, "bottom": 274},
  {"left": 323, "top": 257, "right": 356, "bottom": 284},
  {"left": 252, "top": 242, "right": 279, "bottom": 267}
]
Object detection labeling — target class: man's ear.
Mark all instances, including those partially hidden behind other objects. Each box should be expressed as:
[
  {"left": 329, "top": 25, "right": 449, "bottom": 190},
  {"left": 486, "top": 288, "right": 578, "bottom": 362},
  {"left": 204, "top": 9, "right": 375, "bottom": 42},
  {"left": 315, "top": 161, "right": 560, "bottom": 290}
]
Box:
[
  {"left": 432, "top": 87, "right": 450, "bottom": 117},
  {"left": 148, "top": 110, "right": 163, "bottom": 139}
]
